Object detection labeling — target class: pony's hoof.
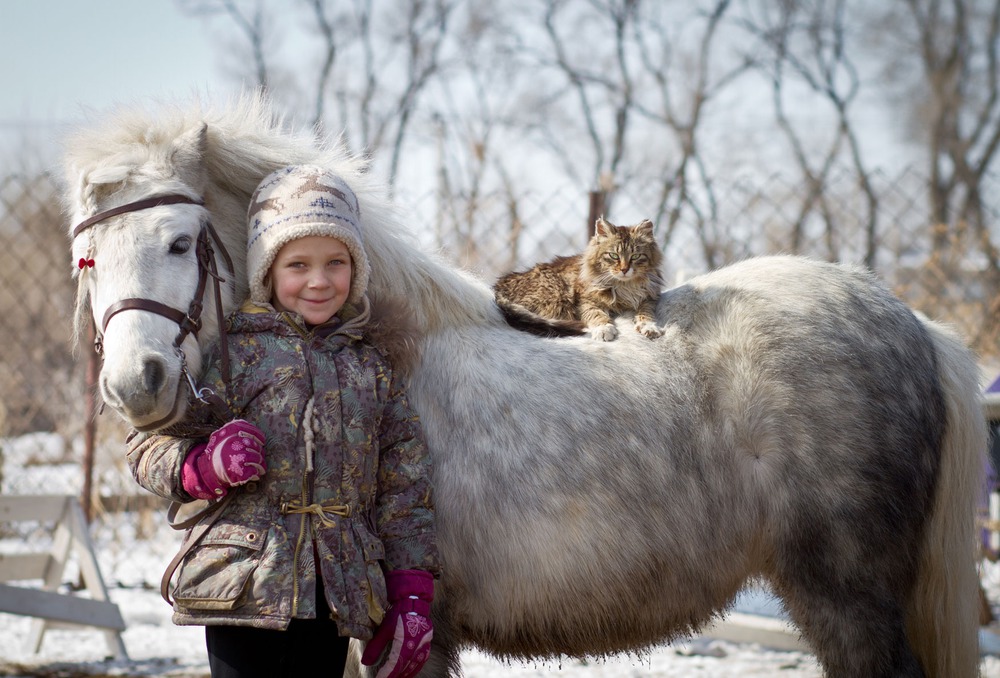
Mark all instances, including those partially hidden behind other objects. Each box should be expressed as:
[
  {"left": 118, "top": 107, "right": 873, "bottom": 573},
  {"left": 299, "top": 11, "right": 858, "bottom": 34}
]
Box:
[{"left": 591, "top": 324, "right": 618, "bottom": 341}]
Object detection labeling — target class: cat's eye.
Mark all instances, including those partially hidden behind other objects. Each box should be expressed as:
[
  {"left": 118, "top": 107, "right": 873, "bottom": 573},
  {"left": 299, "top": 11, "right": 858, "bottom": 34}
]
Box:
[
  {"left": 606, "top": 252, "right": 620, "bottom": 261},
  {"left": 633, "top": 254, "right": 647, "bottom": 263}
]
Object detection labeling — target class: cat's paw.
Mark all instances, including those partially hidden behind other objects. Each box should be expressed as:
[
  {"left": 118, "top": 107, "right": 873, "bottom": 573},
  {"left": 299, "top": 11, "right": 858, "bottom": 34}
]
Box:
[
  {"left": 636, "top": 320, "right": 664, "bottom": 339},
  {"left": 591, "top": 323, "right": 618, "bottom": 341}
]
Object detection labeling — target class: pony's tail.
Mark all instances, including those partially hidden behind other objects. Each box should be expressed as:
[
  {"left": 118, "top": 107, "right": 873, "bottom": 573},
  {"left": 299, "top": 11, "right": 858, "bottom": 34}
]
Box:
[
  {"left": 495, "top": 299, "right": 587, "bottom": 338},
  {"left": 907, "top": 317, "right": 985, "bottom": 678}
]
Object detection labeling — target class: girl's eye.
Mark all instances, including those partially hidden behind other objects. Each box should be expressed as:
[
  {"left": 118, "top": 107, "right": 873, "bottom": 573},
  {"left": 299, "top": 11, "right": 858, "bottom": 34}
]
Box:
[{"left": 169, "top": 236, "right": 192, "bottom": 254}]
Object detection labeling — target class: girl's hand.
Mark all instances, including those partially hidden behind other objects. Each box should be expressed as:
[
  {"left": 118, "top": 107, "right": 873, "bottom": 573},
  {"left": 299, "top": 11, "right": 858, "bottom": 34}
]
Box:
[
  {"left": 361, "top": 570, "right": 434, "bottom": 678},
  {"left": 181, "top": 419, "right": 266, "bottom": 500}
]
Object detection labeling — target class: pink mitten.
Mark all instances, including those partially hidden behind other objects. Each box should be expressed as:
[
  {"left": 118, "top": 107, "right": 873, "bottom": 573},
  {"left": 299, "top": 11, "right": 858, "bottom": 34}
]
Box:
[
  {"left": 361, "top": 569, "right": 434, "bottom": 678},
  {"left": 180, "top": 419, "right": 266, "bottom": 500}
]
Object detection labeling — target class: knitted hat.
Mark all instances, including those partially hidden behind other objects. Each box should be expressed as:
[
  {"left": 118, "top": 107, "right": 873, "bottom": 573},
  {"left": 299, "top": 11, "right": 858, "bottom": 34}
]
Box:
[{"left": 247, "top": 165, "right": 370, "bottom": 306}]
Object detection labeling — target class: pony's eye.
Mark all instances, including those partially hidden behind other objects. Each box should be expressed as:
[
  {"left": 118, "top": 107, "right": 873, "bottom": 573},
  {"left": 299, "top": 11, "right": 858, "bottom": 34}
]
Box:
[{"left": 169, "top": 236, "right": 192, "bottom": 255}]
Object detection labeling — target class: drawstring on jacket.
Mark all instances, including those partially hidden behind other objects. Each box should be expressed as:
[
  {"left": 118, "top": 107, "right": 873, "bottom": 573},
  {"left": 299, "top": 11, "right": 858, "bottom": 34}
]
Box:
[
  {"left": 282, "top": 499, "right": 352, "bottom": 527},
  {"left": 284, "top": 395, "right": 352, "bottom": 526},
  {"left": 303, "top": 395, "right": 316, "bottom": 473}
]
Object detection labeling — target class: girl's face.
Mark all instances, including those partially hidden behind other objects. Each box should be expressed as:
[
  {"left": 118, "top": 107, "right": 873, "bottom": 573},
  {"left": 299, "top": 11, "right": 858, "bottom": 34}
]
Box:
[{"left": 270, "top": 235, "right": 353, "bottom": 325}]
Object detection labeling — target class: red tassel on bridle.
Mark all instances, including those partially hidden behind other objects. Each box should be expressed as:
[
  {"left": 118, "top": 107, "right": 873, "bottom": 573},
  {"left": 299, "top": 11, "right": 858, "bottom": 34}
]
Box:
[{"left": 78, "top": 257, "right": 95, "bottom": 269}]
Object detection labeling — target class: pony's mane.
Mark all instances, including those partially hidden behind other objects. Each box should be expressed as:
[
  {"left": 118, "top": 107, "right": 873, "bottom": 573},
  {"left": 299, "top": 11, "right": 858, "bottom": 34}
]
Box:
[
  {"left": 63, "top": 91, "right": 499, "bottom": 349},
  {"left": 62, "top": 91, "right": 342, "bottom": 215}
]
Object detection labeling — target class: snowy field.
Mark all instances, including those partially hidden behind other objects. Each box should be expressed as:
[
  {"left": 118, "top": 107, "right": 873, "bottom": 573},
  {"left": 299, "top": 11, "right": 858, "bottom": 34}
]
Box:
[{"left": 2, "top": 432, "right": 1000, "bottom": 677}]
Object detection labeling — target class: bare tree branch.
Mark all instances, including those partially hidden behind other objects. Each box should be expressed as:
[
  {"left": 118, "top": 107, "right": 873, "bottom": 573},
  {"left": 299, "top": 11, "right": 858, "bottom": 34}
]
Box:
[
  {"left": 738, "top": 0, "right": 878, "bottom": 264},
  {"left": 632, "top": 0, "right": 748, "bottom": 265},
  {"left": 386, "top": 0, "right": 457, "bottom": 191},
  {"left": 222, "top": 0, "right": 270, "bottom": 89},
  {"left": 306, "top": 0, "right": 338, "bottom": 131}
]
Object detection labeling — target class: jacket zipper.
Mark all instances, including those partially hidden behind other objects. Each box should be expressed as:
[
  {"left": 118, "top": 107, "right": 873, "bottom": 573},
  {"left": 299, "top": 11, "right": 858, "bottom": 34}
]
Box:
[
  {"left": 290, "top": 330, "right": 313, "bottom": 618},
  {"left": 290, "top": 477, "right": 310, "bottom": 617}
]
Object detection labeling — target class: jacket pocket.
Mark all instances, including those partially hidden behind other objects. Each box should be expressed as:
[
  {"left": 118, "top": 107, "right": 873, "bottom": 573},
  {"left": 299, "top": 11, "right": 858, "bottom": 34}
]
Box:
[
  {"left": 352, "top": 522, "right": 387, "bottom": 625},
  {"left": 173, "top": 523, "right": 266, "bottom": 611}
]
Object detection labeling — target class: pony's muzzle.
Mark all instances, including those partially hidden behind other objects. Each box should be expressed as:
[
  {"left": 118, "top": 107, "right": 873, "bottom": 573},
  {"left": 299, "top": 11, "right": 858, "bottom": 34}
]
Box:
[{"left": 100, "top": 353, "right": 180, "bottom": 424}]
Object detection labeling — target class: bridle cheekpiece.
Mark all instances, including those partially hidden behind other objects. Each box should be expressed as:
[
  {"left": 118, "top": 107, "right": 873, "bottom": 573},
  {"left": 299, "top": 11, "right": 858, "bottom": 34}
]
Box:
[{"left": 71, "top": 194, "right": 234, "bottom": 431}]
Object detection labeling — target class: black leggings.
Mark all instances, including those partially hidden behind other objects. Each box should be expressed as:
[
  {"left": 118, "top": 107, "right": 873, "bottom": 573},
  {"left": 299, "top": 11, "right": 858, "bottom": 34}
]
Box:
[{"left": 205, "top": 593, "right": 349, "bottom": 678}]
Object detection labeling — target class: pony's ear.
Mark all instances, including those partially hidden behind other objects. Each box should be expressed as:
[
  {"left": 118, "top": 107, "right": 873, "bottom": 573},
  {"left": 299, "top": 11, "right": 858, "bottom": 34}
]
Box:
[{"left": 170, "top": 122, "right": 208, "bottom": 191}]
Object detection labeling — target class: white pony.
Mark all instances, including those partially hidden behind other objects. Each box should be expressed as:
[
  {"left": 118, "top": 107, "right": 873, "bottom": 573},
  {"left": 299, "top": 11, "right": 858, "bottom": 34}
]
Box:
[{"left": 63, "top": 94, "right": 985, "bottom": 677}]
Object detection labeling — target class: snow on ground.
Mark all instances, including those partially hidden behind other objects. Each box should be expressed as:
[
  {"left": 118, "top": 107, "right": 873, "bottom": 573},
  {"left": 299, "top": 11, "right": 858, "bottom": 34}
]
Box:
[
  {"left": 3, "top": 581, "right": 1000, "bottom": 677},
  {"left": 3, "top": 432, "right": 1000, "bottom": 676},
  {"left": 1, "top": 589, "right": 829, "bottom": 678},
  {"left": 0, "top": 510, "right": 832, "bottom": 677}
]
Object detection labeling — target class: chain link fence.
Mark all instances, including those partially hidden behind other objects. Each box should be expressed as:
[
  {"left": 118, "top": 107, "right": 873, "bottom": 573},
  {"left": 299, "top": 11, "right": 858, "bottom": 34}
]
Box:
[
  {"left": 0, "top": 173, "right": 92, "bottom": 497},
  {"left": 0, "top": 167, "right": 997, "bottom": 589},
  {"left": 405, "top": 164, "right": 1000, "bottom": 357}
]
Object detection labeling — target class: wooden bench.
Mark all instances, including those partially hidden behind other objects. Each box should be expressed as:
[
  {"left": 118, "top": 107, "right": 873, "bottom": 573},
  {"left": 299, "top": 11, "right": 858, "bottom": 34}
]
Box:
[{"left": 0, "top": 495, "right": 128, "bottom": 659}]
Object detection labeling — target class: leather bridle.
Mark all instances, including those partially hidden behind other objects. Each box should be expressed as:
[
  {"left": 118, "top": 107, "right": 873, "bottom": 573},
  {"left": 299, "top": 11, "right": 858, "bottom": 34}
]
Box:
[{"left": 72, "top": 194, "right": 235, "bottom": 431}]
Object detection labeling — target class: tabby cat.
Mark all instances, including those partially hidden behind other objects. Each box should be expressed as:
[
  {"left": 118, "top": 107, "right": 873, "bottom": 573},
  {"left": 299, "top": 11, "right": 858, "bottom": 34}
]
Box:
[{"left": 494, "top": 217, "right": 664, "bottom": 341}]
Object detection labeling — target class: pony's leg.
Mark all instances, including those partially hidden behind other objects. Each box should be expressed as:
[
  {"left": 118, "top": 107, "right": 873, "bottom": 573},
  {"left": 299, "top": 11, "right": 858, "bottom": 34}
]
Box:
[
  {"left": 415, "top": 642, "right": 461, "bottom": 678},
  {"left": 417, "top": 608, "right": 463, "bottom": 678},
  {"left": 783, "top": 589, "right": 924, "bottom": 677},
  {"left": 772, "top": 544, "right": 926, "bottom": 677}
]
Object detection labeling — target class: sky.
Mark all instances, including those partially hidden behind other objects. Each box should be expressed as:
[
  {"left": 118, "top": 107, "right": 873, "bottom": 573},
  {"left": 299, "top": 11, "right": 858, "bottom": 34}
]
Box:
[
  {"left": 0, "top": 1, "right": 240, "bottom": 169},
  {"left": 0, "top": 1, "right": 919, "bottom": 177}
]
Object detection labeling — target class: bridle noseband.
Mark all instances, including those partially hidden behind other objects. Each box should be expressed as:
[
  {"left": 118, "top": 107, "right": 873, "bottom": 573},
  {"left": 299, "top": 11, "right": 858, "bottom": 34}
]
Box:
[{"left": 72, "top": 194, "right": 234, "bottom": 431}]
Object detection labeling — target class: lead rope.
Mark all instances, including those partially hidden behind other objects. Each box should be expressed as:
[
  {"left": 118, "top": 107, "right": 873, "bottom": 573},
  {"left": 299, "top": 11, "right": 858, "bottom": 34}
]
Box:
[
  {"left": 203, "top": 221, "right": 233, "bottom": 386},
  {"left": 157, "top": 223, "right": 239, "bottom": 605},
  {"left": 160, "top": 491, "right": 235, "bottom": 604},
  {"left": 131, "top": 224, "right": 233, "bottom": 432},
  {"left": 70, "top": 194, "right": 241, "bottom": 604}
]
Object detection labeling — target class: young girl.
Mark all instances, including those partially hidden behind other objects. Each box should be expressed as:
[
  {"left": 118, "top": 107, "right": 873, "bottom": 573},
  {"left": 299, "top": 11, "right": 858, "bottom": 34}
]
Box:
[{"left": 127, "top": 166, "right": 439, "bottom": 678}]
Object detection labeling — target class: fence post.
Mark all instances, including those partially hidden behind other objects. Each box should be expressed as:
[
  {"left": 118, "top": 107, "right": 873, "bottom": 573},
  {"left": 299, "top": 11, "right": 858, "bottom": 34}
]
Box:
[
  {"left": 587, "top": 190, "right": 606, "bottom": 239},
  {"left": 81, "top": 320, "right": 99, "bottom": 524}
]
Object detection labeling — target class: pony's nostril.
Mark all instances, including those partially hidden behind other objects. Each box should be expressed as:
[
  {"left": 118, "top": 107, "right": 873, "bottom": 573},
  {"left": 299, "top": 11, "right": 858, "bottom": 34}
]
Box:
[{"left": 142, "top": 358, "right": 166, "bottom": 395}]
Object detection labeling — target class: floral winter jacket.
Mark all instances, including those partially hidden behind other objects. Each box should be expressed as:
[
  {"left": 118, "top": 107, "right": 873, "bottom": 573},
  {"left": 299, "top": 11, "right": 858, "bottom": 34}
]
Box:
[{"left": 126, "top": 301, "right": 439, "bottom": 638}]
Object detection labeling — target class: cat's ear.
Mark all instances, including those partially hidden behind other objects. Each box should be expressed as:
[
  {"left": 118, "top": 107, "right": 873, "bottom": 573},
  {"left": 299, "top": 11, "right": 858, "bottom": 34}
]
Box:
[
  {"left": 637, "top": 219, "right": 654, "bottom": 236},
  {"left": 595, "top": 216, "right": 613, "bottom": 236}
]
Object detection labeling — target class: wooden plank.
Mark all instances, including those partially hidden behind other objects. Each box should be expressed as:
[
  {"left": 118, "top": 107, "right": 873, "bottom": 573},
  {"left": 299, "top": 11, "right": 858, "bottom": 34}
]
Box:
[
  {"left": 0, "top": 496, "right": 69, "bottom": 523},
  {"left": 28, "top": 502, "right": 80, "bottom": 653},
  {"left": 700, "top": 612, "right": 808, "bottom": 652},
  {"left": 95, "top": 494, "right": 169, "bottom": 514},
  {"left": 0, "top": 495, "right": 130, "bottom": 659},
  {"left": 67, "top": 499, "right": 114, "bottom": 604},
  {"left": 0, "top": 553, "right": 51, "bottom": 583},
  {"left": 0, "top": 583, "right": 126, "bottom": 631},
  {"left": 985, "top": 393, "right": 1000, "bottom": 421}
]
